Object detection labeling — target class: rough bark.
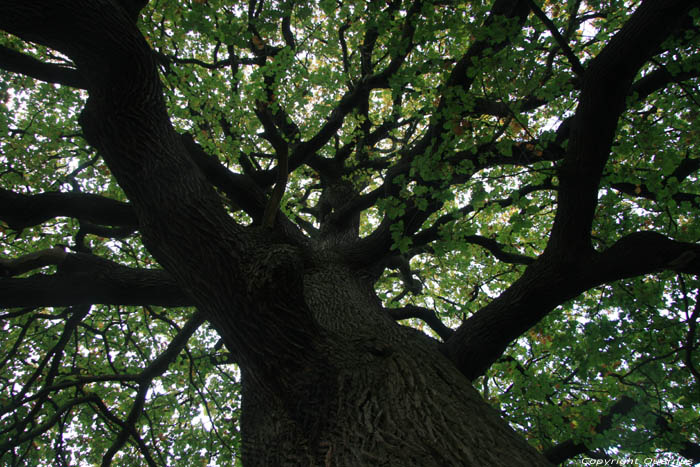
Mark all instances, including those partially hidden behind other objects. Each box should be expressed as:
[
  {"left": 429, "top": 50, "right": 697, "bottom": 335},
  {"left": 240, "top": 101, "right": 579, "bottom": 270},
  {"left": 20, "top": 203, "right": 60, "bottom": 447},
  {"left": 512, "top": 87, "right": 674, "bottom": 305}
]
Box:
[
  {"left": 239, "top": 261, "right": 552, "bottom": 466},
  {"left": 2, "top": 0, "right": 696, "bottom": 464},
  {"left": 0, "top": 1, "right": 555, "bottom": 464}
]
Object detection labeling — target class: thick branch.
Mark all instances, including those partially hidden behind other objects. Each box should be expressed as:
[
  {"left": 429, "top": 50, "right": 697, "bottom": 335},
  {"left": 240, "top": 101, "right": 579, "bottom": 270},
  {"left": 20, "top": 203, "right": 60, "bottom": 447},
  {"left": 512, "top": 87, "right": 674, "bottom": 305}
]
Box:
[
  {"left": 181, "top": 134, "right": 308, "bottom": 243},
  {"left": 462, "top": 235, "right": 535, "bottom": 265},
  {"left": 0, "top": 0, "right": 333, "bottom": 398},
  {"left": 0, "top": 252, "right": 189, "bottom": 308},
  {"left": 444, "top": 231, "right": 700, "bottom": 380},
  {"left": 258, "top": 105, "right": 289, "bottom": 228},
  {"left": 0, "top": 187, "right": 137, "bottom": 230},
  {"left": 0, "top": 43, "right": 85, "bottom": 88},
  {"left": 281, "top": 11, "right": 295, "bottom": 49},
  {"left": 548, "top": 0, "right": 697, "bottom": 258},
  {"left": 0, "top": 247, "right": 67, "bottom": 277},
  {"left": 180, "top": 134, "right": 267, "bottom": 218},
  {"left": 632, "top": 63, "right": 700, "bottom": 102},
  {"left": 75, "top": 222, "right": 137, "bottom": 252},
  {"left": 611, "top": 181, "right": 700, "bottom": 209}
]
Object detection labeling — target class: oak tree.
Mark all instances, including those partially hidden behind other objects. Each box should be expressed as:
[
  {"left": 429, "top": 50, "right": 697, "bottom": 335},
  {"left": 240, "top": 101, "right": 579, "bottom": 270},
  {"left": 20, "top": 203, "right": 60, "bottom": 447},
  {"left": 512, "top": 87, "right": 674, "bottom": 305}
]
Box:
[{"left": 1, "top": 0, "right": 699, "bottom": 465}]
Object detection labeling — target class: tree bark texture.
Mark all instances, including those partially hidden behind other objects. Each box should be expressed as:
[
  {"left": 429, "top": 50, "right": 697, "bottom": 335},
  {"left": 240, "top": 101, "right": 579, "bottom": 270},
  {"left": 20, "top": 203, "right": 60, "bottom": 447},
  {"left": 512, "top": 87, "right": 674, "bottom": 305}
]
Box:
[
  {"left": 2, "top": 0, "right": 697, "bottom": 465},
  {"left": 0, "top": 1, "right": 553, "bottom": 465},
  {"left": 239, "top": 261, "right": 551, "bottom": 466}
]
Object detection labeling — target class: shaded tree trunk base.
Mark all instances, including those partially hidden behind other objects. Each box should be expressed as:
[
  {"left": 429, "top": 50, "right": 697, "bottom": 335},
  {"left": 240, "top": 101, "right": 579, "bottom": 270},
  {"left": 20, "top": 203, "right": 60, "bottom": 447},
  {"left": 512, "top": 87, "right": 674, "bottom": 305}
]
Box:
[{"left": 240, "top": 331, "right": 551, "bottom": 466}]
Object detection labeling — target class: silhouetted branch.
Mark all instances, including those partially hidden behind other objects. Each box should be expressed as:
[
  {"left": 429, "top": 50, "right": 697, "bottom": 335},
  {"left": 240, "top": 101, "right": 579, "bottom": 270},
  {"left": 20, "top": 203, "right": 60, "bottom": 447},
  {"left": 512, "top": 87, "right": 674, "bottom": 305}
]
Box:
[
  {"left": 0, "top": 252, "right": 189, "bottom": 308},
  {"left": 387, "top": 305, "right": 454, "bottom": 341},
  {"left": 544, "top": 396, "right": 636, "bottom": 464},
  {"left": 0, "top": 187, "right": 136, "bottom": 230},
  {"left": 0, "top": 43, "right": 85, "bottom": 88}
]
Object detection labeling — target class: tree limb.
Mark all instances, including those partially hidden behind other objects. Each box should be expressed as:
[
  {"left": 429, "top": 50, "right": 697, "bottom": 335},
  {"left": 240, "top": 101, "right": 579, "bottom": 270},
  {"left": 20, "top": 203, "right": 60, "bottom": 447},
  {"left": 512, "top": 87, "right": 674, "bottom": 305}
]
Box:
[
  {"left": 545, "top": 395, "right": 700, "bottom": 465},
  {"left": 0, "top": 187, "right": 136, "bottom": 230},
  {"left": 548, "top": 0, "right": 697, "bottom": 259},
  {"left": 258, "top": 108, "right": 289, "bottom": 228},
  {"left": 0, "top": 252, "right": 190, "bottom": 308},
  {"left": 611, "top": 181, "right": 700, "bottom": 209},
  {"left": 102, "top": 309, "right": 205, "bottom": 466},
  {"left": 462, "top": 235, "right": 535, "bottom": 265},
  {"left": 525, "top": 0, "right": 585, "bottom": 76},
  {"left": 336, "top": 0, "right": 534, "bottom": 266},
  {"left": 0, "top": 247, "right": 67, "bottom": 277},
  {"left": 544, "top": 396, "right": 636, "bottom": 464},
  {"left": 440, "top": 0, "right": 700, "bottom": 383},
  {"left": 180, "top": 133, "right": 309, "bottom": 244},
  {"left": 386, "top": 304, "right": 454, "bottom": 341},
  {"left": 179, "top": 133, "right": 267, "bottom": 218},
  {"left": 0, "top": 43, "right": 85, "bottom": 88},
  {"left": 444, "top": 231, "right": 700, "bottom": 380}
]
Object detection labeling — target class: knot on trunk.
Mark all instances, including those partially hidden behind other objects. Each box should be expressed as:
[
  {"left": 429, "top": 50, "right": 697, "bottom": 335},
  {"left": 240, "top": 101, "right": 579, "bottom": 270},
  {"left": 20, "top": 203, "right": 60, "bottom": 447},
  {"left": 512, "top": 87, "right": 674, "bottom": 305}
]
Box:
[{"left": 243, "top": 242, "right": 304, "bottom": 297}]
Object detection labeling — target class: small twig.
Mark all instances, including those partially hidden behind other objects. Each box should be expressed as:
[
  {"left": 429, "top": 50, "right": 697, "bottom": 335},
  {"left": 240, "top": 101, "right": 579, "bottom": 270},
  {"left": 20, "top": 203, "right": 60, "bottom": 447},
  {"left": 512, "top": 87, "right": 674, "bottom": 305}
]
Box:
[
  {"left": 526, "top": 0, "right": 585, "bottom": 76},
  {"left": 685, "top": 290, "right": 700, "bottom": 383}
]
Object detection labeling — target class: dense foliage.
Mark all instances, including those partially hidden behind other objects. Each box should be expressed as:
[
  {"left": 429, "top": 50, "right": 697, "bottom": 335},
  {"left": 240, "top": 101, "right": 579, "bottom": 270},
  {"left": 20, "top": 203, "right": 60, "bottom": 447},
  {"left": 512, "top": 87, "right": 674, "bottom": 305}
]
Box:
[{"left": 0, "top": 0, "right": 699, "bottom": 465}]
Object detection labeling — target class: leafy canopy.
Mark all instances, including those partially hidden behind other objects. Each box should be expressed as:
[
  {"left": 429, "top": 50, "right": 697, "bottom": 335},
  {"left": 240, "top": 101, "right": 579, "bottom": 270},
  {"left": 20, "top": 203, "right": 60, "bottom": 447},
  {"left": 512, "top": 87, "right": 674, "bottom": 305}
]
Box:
[{"left": 1, "top": 0, "right": 699, "bottom": 466}]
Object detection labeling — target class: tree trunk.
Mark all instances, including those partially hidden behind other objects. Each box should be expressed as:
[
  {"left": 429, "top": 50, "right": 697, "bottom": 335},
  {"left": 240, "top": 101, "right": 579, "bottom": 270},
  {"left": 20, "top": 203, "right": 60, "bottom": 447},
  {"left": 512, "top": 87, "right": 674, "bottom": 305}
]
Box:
[
  {"left": 0, "top": 3, "right": 554, "bottom": 464},
  {"left": 237, "top": 259, "right": 551, "bottom": 466}
]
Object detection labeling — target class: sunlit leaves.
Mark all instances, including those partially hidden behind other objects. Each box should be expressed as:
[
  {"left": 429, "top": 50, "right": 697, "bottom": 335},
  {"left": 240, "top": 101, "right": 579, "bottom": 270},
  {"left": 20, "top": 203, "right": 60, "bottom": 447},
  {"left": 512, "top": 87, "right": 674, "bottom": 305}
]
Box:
[
  {"left": 0, "top": 304, "right": 240, "bottom": 466},
  {"left": 1, "top": 0, "right": 700, "bottom": 465}
]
